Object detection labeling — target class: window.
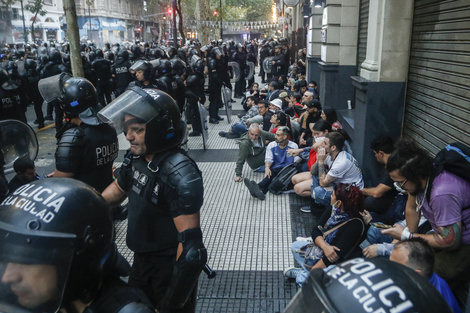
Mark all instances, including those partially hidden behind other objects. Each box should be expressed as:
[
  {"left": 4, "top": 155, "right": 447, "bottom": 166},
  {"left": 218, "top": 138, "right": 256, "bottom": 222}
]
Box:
[{"left": 12, "top": 8, "right": 20, "bottom": 20}]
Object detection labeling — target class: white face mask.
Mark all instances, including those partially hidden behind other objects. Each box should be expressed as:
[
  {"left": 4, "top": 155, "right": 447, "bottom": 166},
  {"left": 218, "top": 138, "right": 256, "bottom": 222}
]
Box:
[{"left": 315, "top": 136, "right": 325, "bottom": 143}]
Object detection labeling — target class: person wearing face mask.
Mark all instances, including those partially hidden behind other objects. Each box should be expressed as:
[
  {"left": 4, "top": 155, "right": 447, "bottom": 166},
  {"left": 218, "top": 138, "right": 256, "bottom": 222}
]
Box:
[
  {"left": 288, "top": 120, "right": 331, "bottom": 199},
  {"left": 283, "top": 183, "right": 367, "bottom": 286}
]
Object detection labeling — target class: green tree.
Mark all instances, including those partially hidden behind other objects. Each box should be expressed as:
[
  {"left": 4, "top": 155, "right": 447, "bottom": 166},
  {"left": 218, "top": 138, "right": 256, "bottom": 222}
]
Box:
[{"left": 25, "top": 0, "right": 46, "bottom": 42}]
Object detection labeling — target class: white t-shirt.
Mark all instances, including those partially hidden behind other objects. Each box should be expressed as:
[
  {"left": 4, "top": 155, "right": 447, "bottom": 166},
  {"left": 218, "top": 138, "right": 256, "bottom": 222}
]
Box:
[{"left": 324, "top": 151, "right": 364, "bottom": 189}]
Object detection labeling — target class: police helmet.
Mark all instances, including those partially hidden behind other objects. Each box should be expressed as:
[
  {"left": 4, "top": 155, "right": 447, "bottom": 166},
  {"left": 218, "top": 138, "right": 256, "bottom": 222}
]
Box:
[
  {"left": 283, "top": 257, "right": 453, "bottom": 313},
  {"left": 95, "top": 49, "right": 104, "bottom": 59},
  {"left": 169, "top": 58, "right": 186, "bottom": 76},
  {"left": 48, "top": 49, "right": 61, "bottom": 63},
  {"left": 88, "top": 51, "right": 96, "bottom": 62},
  {"left": 98, "top": 87, "right": 185, "bottom": 154},
  {"left": 24, "top": 58, "right": 37, "bottom": 70},
  {"left": 156, "top": 59, "right": 172, "bottom": 76},
  {"left": 0, "top": 178, "right": 115, "bottom": 312},
  {"left": 117, "top": 49, "right": 129, "bottom": 62},
  {"left": 129, "top": 60, "right": 153, "bottom": 81},
  {"left": 38, "top": 73, "right": 100, "bottom": 123}
]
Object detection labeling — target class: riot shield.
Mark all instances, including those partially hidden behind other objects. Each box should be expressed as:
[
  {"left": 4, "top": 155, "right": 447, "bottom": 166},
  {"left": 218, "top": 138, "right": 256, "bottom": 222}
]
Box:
[
  {"left": 198, "top": 102, "right": 209, "bottom": 150},
  {"left": 228, "top": 61, "right": 240, "bottom": 83},
  {"left": 190, "top": 55, "right": 201, "bottom": 67},
  {"left": 221, "top": 85, "right": 232, "bottom": 124},
  {"left": 245, "top": 61, "right": 255, "bottom": 80},
  {"left": 0, "top": 120, "right": 38, "bottom": 174},
  {"left": 263, "top": 56, "right": 274, "bottom": 74}
]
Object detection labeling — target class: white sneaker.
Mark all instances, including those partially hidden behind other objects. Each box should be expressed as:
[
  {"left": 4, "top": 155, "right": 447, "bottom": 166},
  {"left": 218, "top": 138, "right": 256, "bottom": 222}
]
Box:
[
  {"left": 284, "top": 267, "right": 303, "bottom": 279},
  {"left": 295, "top": 236, "right": 313, "bottom": 242}
]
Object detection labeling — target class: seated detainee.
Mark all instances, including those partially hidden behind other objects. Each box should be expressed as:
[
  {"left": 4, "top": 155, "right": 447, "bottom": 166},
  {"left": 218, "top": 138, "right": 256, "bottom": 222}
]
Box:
[
  {"left": 361, "top": 135, "right": 398, "bottom": 215},
  {"left": 298, "top": 99, "right": 321, "bottom": 147},
  {"left": 233, "top": 123, "right": 275, "bottom": 183},
  {"left": 243, "top": 126, "right": 299, "bottom": 200},
  {"left": 390, "top": 238, "right": 461, "bottom": 313},
  {"left": 219, "top": 95, "right": 260, "bottom": 139},
  {"left": 7, "top": 156, "right": 40, "bottom": 193},
  {"left": 241, "top": 101, "right": 273, "bottom": 132},
  {"left": 270, "top": 111, "right": 292, "bottom": 140},
  {"left": 288, "top": 120, "right": 332, "bottom": 199},
  {"left": 283, "top": 183, "right": 367, "bottom": 285},
  {"left": 309, "top": 131, "right": 364, "bottom": 215},
  {"left": 382, "top": 139, "right": 470, "bottom": 284}
]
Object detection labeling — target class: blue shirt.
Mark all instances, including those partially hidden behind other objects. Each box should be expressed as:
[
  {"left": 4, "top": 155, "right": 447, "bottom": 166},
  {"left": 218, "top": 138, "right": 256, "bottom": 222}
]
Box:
[{"left": 429, "top": 272, "right": 461, "bottom": 313}]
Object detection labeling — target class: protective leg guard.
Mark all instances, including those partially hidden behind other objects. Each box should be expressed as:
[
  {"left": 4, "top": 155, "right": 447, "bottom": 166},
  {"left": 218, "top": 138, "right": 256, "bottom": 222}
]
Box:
[{"left": 159, "top": 228, "right": 207, "bottom": 312}]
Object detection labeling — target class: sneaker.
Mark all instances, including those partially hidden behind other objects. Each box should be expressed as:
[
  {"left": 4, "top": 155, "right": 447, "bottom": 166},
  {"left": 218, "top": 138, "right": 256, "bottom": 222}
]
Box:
[
  {"left": 219, "top": 131, "right": 228, "bottom": 137},
  {"left": 284, "top": 267, "right": 303, "bottom": 279},
  {"left": 296, "top": 236, "right": 313, "bottom": 242},
  {"left": 244, "top": 178, "right": 257, "bottom": 198},
  {"left": 300, "top": 206, "right": 311, "bottom": 213},
  {"left": 250, "top": 183, "right": 266, "bottom": 200}
]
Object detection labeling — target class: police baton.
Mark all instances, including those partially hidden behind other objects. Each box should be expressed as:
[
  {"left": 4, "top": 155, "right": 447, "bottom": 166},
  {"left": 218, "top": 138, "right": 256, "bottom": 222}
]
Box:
[{"left": 203, "top": 264, "right": 216, "bottom": 279}]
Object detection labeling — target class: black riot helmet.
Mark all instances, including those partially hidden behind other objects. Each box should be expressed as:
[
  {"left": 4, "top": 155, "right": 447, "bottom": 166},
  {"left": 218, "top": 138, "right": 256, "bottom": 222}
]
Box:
[
  {"left": 283, "top": 257, "right": 453, "bottom": 313},
  {"left": 95, "top": 49, "right": 104, "bottom": 59},
  {"left": 169, "top": 58, "right": 186, "bottom": 76},
  {"left": 38, "top": 73, "right": 101, "bottom": 124},
  {"left": 48, "top": 49, "right": 61, "bottom": 63},
  {"left": 129, "top": 60, "right": 153, "bottom": 81},
  {"left": 156, "top": 59, "right": 171, "bottom": 76},
  {"left": 24, "top": 58, "right": 37, "bottom": 70},
  {"left": 98, "top": 87, "right": 185, "bottom": 154},
  {"left": 117, "top": 49, "right": 129, "bottom": 62},
  {"left": 0, "top": 178, "right": 115, "bottom": 313}
]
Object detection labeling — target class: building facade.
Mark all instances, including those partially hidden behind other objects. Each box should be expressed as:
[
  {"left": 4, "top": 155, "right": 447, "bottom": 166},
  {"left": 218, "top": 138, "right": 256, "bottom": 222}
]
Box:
[{"left": 304, "top": 0, "right": 470, "bottom": 186}]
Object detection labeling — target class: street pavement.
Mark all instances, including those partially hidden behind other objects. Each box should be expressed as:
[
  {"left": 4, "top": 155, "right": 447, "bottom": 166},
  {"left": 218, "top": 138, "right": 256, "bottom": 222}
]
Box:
[{"left": 11, "top": 72, "right": 319, "bottom": 313}]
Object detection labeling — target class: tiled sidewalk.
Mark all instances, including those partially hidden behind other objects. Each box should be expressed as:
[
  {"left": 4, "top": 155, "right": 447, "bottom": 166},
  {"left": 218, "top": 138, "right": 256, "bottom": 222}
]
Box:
[{"left": 114, "top": 76, "right": 317, "bottom": 313}]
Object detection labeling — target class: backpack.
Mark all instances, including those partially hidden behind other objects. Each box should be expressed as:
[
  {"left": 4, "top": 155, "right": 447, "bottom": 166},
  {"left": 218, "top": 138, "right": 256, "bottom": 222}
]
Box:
[
  {"left": 426, "top": 142, "right": 470, "bottom": 202},
  {"left": 268, "top": 159, "right": 303, "bottom": 195}
]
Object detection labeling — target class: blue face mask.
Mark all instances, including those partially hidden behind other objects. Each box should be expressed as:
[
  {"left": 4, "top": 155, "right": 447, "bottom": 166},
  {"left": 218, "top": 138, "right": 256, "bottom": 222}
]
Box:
[{"left": 308, "top": 87, "right": 314, "bottom": 91}]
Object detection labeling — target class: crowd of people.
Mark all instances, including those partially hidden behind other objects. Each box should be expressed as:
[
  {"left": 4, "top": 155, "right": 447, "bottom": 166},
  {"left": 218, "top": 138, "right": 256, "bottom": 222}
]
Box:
[{"left": 0, "top": 35, "right": 468, "bottom": 313}]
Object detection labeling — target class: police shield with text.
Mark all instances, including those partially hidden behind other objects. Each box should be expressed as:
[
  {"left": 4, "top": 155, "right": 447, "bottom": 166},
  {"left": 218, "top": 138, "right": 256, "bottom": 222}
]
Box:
[
  {"left": 38, "top": 73, "right": 119, "bottom": 193},
  {"left": 0, "top": 178, "right": 155, "bottom": 313},
  {"left": 99, "top": 88, "right": 207, "bottom": 313}
]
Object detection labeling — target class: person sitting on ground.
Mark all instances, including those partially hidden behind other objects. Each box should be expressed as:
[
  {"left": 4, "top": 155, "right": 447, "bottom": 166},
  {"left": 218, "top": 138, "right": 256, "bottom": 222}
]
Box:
[
  {"left": 298, "top": 99, "right": 322, "bottom": 147},
  {"left": 243, "top": 126, "right": 299, "bottom": 200},
  {"left": 390, "top": 238, "right": 461, "bottom": 313},
  {"left": 259, "top": 81, "right": 280, "bottom": 102},
  {"left": 361, "top": 135, "right": 399, "bottom": 215},
  {"left": 305, "top": 131, "right": 364, "bottom": 215},
  {"left": 289, "top": 120, "right": 332, "bottom": 199},
  {"left": 381, "top": 139, "right": 470, "bottom": 286},
  {"left": 219, "top": 96, "right": 260, "bottom": 139},
  {"left": 320, "top": 107, "right": 342, "bottom": 130},
  {"left": 284, "top": 183, "right": 366, "bottom": 286},
  {"left": 233, "top": 123, "right": 275, "bottom": 183},
  {"left": 270, "top": 111, "right": 292, "bottom": 140},
  {"left": 7, "top": 156, "right": 39, "bottom": 193},
  {"left": 268, "top": 98, "right": 283, "bottom": 113},
  {"left": 243, "top": 82, "right": 260, "bottom": 112},
  {"left": 285, "top": 92, "right": 304, "bottom": 118},
  {"left": 278, "top": 90, "right": 290, "bottom": 111}
]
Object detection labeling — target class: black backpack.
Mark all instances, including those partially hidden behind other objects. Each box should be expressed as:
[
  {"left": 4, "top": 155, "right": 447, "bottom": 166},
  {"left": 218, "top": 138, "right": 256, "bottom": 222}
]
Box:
[
  {"left": 268, "top": 159, "right": 303, "bottom": 195},
  {"left": 426, "top": 142, "right": 470, "bottom": 202}
]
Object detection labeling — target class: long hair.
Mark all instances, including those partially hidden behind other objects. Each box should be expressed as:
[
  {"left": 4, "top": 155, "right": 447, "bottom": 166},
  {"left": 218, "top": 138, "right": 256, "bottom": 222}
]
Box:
[{"left": 334, "top": 183, "right": 364, "bottom": 217}]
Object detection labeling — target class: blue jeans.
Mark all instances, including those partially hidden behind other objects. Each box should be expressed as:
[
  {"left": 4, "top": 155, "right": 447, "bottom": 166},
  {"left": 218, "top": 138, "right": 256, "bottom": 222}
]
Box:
[
  {"left": 231, "top": 123, "right": 249, "bottom": 136},
  {"left": 311, "top": 175, "right": 333, "bottom": 207},
  {"left": 291, "top": 240, "right": 315, "bottom": 286}
]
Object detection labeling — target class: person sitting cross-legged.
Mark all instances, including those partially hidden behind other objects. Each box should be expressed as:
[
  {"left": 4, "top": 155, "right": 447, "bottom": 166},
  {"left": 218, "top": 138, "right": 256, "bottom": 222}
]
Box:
[
  {"left": 284, "top": 183, "right": 367, "bottom": 286},
  {"left": 243, "top": 126, "right": 299, "bottom": 200}
]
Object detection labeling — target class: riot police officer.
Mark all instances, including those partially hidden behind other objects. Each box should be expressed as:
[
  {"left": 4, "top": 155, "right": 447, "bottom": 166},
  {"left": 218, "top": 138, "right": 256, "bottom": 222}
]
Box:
[
  {"left": 112, "top": 49, "right": 133, "bottom": 96},
  {"left": 271, "top": 45, "right": 287, "bottom": 80},
  {"left": 91, "top": 49, "right": 113, "bottom": 106},
  {"left": 208, "top": 47, "right": 225, "bottom": 124},
  {"left": 99, "top": 88, "right": 207, "bottom": 313},
  {"left": 0, "top": 69, "right": 26, "bottom": 123},
  {"left": 232, "top": 43, "right": 247, "bottom": 98},
  {"left": 38, "top": 73, "right": 118, "bottom": 193},
  {"left": 186, "top": 56, "right": 206, "bottom": 137},
  {"left": 0, "top": 178, "right": 155, "bottom": 313},
  {"left": 23, "top": 59, "right": 45, "bottom": 129}
]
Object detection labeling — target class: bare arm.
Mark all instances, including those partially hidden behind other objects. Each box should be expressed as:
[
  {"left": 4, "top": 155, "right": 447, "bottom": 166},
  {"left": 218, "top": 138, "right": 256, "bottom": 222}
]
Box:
[
  {"left": 361, "top": 184, "right": 392, "bottom": 198},
  {"left": 101, "top": 180, "right": 127, "bottom": 207},
  {"left": 48, "top": 170, "right": 74, "bottom": 178},
  {"left": 173, "top": 213, "right": 201, "bottom": 260}
]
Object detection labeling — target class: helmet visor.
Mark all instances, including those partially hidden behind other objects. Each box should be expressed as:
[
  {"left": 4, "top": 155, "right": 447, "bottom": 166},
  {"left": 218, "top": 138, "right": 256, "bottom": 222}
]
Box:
[
  {"left": 37, "top": 73, "right": 71, "bottom": 104},
  {"left": 190, "top": 55, "right": 200, "bottom": 67},
  {"left": 129, "top": 60, "right": 147, "bottom": 73},
  {"left": 0, "top": 223, "right": 75, "bottom": 313},
  {"left": 97, "top": 87, "right": 164, "bottom": 133}
]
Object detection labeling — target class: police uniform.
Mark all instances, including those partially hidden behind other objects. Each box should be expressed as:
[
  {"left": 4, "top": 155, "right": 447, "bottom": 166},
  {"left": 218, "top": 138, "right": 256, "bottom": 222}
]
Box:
[
  {"left": 56, "top": 122, "right": 118, "bottom": 193},
  {"left": 115, "top": 149, "right": 204, "bottom": 312}
]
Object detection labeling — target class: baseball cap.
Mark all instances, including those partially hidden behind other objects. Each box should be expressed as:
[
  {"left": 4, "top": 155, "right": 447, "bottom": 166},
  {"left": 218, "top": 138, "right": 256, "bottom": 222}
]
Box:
[{"left": 306, "top": 99, "right": 322, "bottom": 110}]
